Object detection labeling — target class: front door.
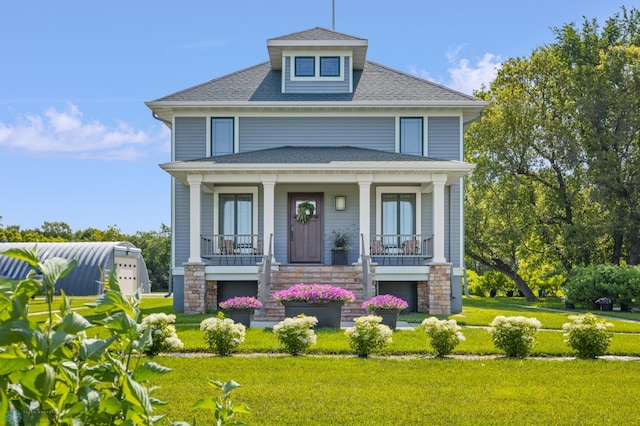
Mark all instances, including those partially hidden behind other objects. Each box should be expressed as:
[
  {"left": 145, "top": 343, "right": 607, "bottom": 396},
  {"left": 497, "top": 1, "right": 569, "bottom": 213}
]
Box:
[{"left": 289, "top": 193, "right": 323, "bottom": 263}]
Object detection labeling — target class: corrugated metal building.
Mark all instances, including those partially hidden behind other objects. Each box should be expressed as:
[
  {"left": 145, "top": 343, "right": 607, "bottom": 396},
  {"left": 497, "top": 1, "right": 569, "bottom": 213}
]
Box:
[{"left": 0, "top": 242, "right": 151, "bottom": 295}]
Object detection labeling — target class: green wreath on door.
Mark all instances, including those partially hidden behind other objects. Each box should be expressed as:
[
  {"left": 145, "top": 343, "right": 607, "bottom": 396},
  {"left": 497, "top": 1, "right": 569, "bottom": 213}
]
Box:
[{"left": 296, "top": 201, "right": 316, "bottom": 224}]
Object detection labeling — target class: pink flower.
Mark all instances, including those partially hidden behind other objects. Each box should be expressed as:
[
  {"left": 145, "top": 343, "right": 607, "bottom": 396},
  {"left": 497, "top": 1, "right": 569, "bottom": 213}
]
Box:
[
  {"left": 218, "top": 296, "right": 263, "bottom": 310},
  {"left": 362, "top": 294, "right": 408, "bottom": 312},
  {"left": 273, "top": 283, "right": 356, "bottom": 304}
]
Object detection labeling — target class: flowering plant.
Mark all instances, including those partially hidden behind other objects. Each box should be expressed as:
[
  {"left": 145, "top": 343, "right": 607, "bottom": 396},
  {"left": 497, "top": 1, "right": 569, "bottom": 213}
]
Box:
[
  {"left": 595, "top": 297, "right": 612, "bottom": 305},
  {"left": 138, "top": 313, "right": 184, "bottom": 356},
  {"left": 362, "top": 294, "right": 409, "bottom": 312},
  {"left": 345, "top": 315, "right": 393, "bottom": 357},
  {"left": 488, "top": 315, "right": 541, "bottom": 358},
  {"left": 273, "top": 283, "right": 355, "bottom": 304},
  {"left": 219, "top": 296, "right": 263, "bottom": 311},
  {"left": 421, "top": 317, "right": 465, "bottom": 357},
  {"left": 563, "top": 313, "right": 614, "bottom": 359},
  {"left": 200, "top": 312, "right": 246, "bottom": 356},
  {"left": 273, "top": 314, "right": 318, "bottom": 355}
]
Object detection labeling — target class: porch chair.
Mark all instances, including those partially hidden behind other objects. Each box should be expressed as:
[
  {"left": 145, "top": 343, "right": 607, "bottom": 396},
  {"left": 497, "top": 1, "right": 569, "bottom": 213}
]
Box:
[
  {"left": 370, "top": 240, "right": 386, "bottom": 265},
  {"left": 219, "top": 239, "right": 235, "bottom": 264},
  {"left": 402, "top": 239, "right": 419, "bottom": 265}
]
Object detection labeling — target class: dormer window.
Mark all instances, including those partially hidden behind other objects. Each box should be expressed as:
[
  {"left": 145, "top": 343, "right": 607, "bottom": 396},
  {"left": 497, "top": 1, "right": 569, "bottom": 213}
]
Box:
[
  {"left": 320, "top": 57, "right": 340, "bottom": 76},
  {"left": 290, "top": 54, "right": 343, "bottom": 80},
  {"left": 295, "top": 57, "right": 315, "bottom": 77}
]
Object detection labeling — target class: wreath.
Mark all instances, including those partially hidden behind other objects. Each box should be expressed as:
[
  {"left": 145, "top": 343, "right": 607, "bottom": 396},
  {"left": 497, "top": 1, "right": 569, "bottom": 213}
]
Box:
[{"left": 296, "top": 201, "right": 316, "bottom": 224}]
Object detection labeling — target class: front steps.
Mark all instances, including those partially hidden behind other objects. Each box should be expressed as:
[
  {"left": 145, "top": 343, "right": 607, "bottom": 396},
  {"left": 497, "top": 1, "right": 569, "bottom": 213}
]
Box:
[{"left": 256, "top": 265, "right": 366, "bottom": 321}]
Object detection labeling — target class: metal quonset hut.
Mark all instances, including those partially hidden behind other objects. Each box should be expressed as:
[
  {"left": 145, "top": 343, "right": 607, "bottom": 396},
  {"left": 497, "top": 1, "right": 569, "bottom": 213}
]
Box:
[{"left": 0, "top": 242, "right": 151, "bottom": 295}]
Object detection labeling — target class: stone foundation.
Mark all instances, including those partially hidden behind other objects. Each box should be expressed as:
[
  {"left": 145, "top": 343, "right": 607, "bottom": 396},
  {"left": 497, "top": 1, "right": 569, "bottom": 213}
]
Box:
[
  {"left": 183, "top": 262, "right": 217, "bottom": 314},
  {"left": 426, "top": 263, "right": 452, "bottom": 315}
]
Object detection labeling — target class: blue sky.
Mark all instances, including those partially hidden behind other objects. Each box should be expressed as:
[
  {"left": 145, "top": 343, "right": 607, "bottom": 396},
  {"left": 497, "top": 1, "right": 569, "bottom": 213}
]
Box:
[{"left": 0, "top": 1, "right": 633, "bottom": 234}]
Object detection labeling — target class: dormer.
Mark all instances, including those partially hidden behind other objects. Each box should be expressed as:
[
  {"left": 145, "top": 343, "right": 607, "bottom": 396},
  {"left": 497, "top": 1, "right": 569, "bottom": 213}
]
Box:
[{"left": 267, "top": 27, "right": 368, "bottom": 94}]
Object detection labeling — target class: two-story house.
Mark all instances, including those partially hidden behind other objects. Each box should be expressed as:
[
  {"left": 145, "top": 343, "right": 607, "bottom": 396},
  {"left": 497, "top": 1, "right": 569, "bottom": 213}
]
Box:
[{"left": 146, "top": 27, "right": 486, "bottom": 319}]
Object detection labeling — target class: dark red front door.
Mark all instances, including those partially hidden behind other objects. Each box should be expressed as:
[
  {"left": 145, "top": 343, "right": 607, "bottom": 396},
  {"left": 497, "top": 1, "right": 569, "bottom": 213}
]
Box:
[{"left": 289, "top": 193, "right": 323, "bottom": 263}]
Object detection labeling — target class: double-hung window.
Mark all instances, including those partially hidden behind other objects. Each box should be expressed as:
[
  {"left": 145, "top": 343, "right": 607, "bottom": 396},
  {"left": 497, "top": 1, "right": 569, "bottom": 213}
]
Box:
[
  {"left": 211, "top": 118, "right": 234, "bottom": 156},
  {"left": 381, "top": 194, "right": 416, "bottom": 248},
  {"left": 319, "top": 56, "right": 340, "bottom": 76},
  {"left": 400, "top": 117, "right": 423, "bottom": 155},
  {"left": 219, "top": 194, "right": 253, "bottom": 252},
  {"left": 295, "top": 57, "right": 315, "bottom": 77}
]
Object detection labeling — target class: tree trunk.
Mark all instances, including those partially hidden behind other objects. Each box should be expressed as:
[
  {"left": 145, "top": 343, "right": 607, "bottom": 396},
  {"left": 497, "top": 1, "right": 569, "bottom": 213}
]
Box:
[
  {"left": 612, "top": 233, "right": 623, "bottom": 265},
  {"left": 468, "top": 253, "right": 539, "bottom": 302},
  {"left": 629, "top": 237, "right": 639, "bottom": 265}
]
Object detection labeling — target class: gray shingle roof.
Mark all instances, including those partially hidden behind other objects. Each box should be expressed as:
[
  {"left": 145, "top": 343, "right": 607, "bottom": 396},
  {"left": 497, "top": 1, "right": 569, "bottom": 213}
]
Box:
[
  {"left": 188, "top": 146, "right": 449, "bottom": 164},
  {"left": 152, "top": 60, "right": 478, "bottom": 103},
  {"left": 269, "top": 27, "right": 365, "bottom": 42}
]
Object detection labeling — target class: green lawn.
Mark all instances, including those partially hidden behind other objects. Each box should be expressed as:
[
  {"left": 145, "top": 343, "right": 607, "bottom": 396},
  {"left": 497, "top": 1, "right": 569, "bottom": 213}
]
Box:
[
  {"left": 25, "top": 294, "right": 640, "bottom": 424},
  {"left": 153, "top": 356, "right": 640, "bottom": 425}
]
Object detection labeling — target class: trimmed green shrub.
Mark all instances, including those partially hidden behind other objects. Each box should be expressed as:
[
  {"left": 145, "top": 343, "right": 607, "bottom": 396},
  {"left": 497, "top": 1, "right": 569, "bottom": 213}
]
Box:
[
  {"left": 200, "top": 313, "right": 246, "bottom": 356},
  {"left": 421, "top": 317, "right": 465, "bottom": 357},
  {"left": 273, "top": 315, "right": 318, "bottom": 355},
  {"left": 488, "top": 316, "right": 541, "bottom": 357},
  {"left": 345, "top": 315, "right": 393, "bottom": 357},
  {"left": 563, "top": 313, "right": 614, "bottom": 359}
]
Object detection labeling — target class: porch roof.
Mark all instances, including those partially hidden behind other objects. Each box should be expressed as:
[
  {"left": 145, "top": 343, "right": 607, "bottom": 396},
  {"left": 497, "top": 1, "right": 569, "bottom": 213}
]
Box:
[{"left": 160, "top": 146, "right": 475, "bottom": 186}]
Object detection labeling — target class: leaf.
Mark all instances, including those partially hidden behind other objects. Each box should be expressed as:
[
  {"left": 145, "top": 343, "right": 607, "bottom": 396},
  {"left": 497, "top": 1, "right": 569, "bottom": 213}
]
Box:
[
  {"left": 222, "top": 380, "right": 242, "bottom": 395},
  {"left": 192, "top": 397, "right": 217, "bottom": 410},
  {"left": 133, "top": 362, "right": 173, "bottom": 382},
  {"left": 93, "top": 291, "right": 130, "bottom": 314},
  {"left": 1, "top": 247, "right": 39, "bottom": 267},
  {"left": 20, "top": 363, "right": 55, "bottom": 402},
  {"left": 98, "top": 396, "right": 122, "bottom": 415},
  {"left": 96, "top": 311, "right": 137, "bottom": 333},
  {"left": 79, "top": 336, "right": 117, "bottom": 361},
  {"left": 123, "top": 375, "right": 152, "bottom": 414},
  {"left": 0, "top": 346, "right": 32, "bottom": 375},
  {"left": 40, "top": 257, "right": 77, "bottom": 291},
  {"left": 48, "top": 330, "right": 76, "bottom": 355},
  {"left": 56, "top": 312, "right": 92, "bottom": 334}
]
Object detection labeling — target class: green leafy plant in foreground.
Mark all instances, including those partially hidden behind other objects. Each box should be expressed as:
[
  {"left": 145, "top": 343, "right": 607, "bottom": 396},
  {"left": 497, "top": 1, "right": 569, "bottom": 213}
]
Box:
[
  {"left": 0, "top": 246, "right": 172, "bottom": 424},
  {"left": 0, "top": 246, "right": 246, "bottom": 425},
  {"left": 171, "top": 380, "right": 250, "bottom": 426}
]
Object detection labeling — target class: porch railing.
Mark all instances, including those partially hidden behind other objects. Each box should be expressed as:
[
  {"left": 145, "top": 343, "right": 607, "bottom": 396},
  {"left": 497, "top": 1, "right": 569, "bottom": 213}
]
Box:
[
  {"left": 369, "top": 234, "right": 433, "bottom": 264},
  {"left": 201, "top": 234, "right": 264, "bottom": 264}
]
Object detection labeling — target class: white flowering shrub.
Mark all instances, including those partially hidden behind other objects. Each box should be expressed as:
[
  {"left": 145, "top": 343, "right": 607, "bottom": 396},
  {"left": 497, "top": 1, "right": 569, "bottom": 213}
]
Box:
[
  {"left": 139, "top": 312, "right": 184, "bottom": 356},
  {"left": 488, "top": 316, "right": 542, "bottom": 357},
  {"left": 273, "top": 315, "right": 318, "bottom": 355},
  {"left": 200, "top": 313, "right": 246, "bottom": 356},
  {"left": 563, "top": 313, "right": 614, "bottom": 359},
  {"left": 421, "top": 317, "right": 465, "bottom": 357},
  {"left": 345, "top": 315, "right": 393, "bottom": 357}
]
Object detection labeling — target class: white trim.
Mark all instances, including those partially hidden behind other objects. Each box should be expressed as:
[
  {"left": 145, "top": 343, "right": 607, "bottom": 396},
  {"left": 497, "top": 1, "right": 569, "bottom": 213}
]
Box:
[
  {"left": 374, "top": 186, "right": 422, "bottom": 237},
  {"left": 212, "top": 186, "right": 259, "bottom": 238},
  {"left": 170, "top": 116, "right": 177, "bottom": 268}
]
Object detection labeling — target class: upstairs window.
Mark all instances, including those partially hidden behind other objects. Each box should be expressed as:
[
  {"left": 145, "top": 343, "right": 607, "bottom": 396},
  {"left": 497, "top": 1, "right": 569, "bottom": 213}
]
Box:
[
  {"left": 211, "top": 118, "right": 233, "bottom": 156},
  {"left": 320, "top": 56, "right": 340, "bottom": 76},
  {"left": 295, "top": 57, "right": 315, "bottom": 77},
  {"left": 400, "top": 117, "right": 423, "bottom": 156}
]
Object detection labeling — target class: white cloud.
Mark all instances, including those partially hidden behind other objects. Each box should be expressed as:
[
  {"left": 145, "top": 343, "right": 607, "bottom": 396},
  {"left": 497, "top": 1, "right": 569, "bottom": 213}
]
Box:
[
  {"left": 0, "top": 103, "right": 170, "bottom": 161},
  {"left": 447, "top": 51, "right": 502, "bottom": 95}
]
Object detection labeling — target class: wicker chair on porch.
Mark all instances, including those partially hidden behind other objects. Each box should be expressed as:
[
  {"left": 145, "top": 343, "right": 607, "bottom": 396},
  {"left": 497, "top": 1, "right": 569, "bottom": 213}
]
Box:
[{"left": 370, "top": 240, "right": 386, "bottom": 265}]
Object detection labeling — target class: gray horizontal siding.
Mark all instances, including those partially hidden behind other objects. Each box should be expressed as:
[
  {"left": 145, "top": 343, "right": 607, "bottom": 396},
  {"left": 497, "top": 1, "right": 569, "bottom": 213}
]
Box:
[
  {"left": 175, "top": 117, "right": 206, "bottom": 160},
  {"left": 284, "top": 56, "right": 351, "bottom": 94},
  {"left": 174, "top": 181, "right": 190, "bottom": 267},
  {"left": 428, "top": 117, "right": 460, "bottom": 160},
  {"left": 239, "top": 117, "right": 395, "bottom": 152}
]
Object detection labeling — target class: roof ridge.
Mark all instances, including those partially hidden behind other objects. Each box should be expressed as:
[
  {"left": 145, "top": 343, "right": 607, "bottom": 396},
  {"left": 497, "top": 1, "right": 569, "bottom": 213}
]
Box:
[
  {"left": 268, "top": 27, "right": 366, "bottom": 41},
  {"left": 364, "top": 60, "right": 480, "bottom": 101}
]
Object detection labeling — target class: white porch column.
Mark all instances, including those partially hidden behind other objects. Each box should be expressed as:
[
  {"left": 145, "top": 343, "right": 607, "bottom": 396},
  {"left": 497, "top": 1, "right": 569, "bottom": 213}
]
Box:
[
  {"left": 262, "top": 179, "right": 276, "bottom": 261},
  {"left": 432, "top": 174, "right": 447, "bottom": 263},
  {"left": 187, "top": 174, "right": 203, "bottom": 263},
  {"left": 357, "top": 176, "right": 373, "bottom": 260}
]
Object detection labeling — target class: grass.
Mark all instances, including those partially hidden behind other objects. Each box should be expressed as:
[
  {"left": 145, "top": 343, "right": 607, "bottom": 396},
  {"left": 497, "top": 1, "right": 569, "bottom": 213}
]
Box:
[
  {"left": 23, "top": 294, "right": 640, "bottom": 424},
  {"left": 153, "top": 356, "right": 640, "bottom": 425}
]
